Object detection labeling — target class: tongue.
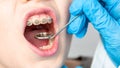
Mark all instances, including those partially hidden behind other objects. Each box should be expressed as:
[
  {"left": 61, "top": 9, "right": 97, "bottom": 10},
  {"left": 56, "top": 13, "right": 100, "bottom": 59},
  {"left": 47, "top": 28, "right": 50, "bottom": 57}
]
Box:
[{"left": 24, "top": 30, "right": 49, "bottom": 47}]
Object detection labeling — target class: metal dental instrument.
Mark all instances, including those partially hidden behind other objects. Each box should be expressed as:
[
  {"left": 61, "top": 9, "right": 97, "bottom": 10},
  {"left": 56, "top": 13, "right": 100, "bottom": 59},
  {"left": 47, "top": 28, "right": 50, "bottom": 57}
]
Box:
[{"left": 35, "top": 14, "right": 81, "bottom": 40}]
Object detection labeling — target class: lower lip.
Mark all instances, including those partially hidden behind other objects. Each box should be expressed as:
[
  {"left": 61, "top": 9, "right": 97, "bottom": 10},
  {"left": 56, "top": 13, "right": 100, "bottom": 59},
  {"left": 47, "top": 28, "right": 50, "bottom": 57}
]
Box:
[
  {"left": 30, "top": 36, "right": 59, "bottom": 57},
  {"left": 24, "top": 8, "right": 59, "bottom": 57}
]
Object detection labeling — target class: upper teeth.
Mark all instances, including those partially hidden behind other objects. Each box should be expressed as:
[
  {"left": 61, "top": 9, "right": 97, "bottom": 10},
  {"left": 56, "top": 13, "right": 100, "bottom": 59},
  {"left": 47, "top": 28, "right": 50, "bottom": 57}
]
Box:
[{"left": 27, "top": 15, "right": 53, "bottom": 26}]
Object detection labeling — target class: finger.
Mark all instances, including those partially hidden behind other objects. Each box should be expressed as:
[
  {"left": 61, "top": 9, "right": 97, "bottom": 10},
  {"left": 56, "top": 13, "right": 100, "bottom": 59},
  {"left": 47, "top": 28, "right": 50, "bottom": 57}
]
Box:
[
  {"left": 82, "top": 0, "right": 120, "bottom": 66},
  {"left": 67, "top": 14, "right": 88, "bottom": 38},
  {"left": 82, "top": 0, "right": 119, "bottom": 31},
  {"left": 69, "top": 0, "right": 83, "bottom": 15},
  {"left": 99, "top": 0, "right": 120, "bottom": 20},
  {"left": 75, "top": 24, "right": 88, "bottom": 38},
  {"left": 76, "top": 66, "right": 83, "bottom": 68},
  {"left": 61, "top": 65, "right": 68, "bottom": 68}
]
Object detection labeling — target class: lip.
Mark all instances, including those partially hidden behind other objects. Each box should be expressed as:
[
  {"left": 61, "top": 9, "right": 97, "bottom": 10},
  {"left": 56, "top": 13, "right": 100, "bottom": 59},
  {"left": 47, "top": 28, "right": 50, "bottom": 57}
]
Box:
[{"left": 23, "top": 7, "right": 59, "bottom": 57}]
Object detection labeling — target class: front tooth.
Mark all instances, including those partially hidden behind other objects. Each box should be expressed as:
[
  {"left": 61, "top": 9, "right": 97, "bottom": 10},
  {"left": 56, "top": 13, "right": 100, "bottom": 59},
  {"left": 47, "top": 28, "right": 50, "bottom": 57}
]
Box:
[
  {"left": 31, "top": 15, "right": 40, "bottom": 25},
  {"left": 41, "top": 18, "right": 48, "bottom": 24},
  {"left": 39, "top": 15, "right": 47, "bottom": 24},
  {"left": 47, "top": 16, "right": 52, "bottom": 24},
  {"left": 40, "top": 45, "right": 52, "bottom": 50},
  {"left": 34, "top": 20, "right": 40, "bottom": 25},
  {"left": 28, "top": 15, "right": 53, "bottom": 26}
]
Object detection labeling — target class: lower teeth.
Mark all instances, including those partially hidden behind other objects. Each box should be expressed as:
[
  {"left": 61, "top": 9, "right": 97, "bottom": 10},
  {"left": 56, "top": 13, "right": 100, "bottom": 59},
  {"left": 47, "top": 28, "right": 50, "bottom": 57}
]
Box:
[
  {"left": 39, "top": 39, "right": 52, "bottom": 50},
  {"left": 39, "top": 44, "right": 52, "bottom": 50},
  {"left": 34, "top": 32, "right": 53, "bottom": 50}
]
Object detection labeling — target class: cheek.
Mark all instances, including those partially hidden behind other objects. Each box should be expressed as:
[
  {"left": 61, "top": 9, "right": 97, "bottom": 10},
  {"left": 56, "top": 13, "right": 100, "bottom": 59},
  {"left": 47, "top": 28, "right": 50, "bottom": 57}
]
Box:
[
  {"left": 0, "top": 1, "right": 15, "bottom": 23},
  {"left": 55, "top": 0, "right": 71, "bottom": 15},
  {"left": 0, "top": 1, "right": 16, "bottom": 34}
]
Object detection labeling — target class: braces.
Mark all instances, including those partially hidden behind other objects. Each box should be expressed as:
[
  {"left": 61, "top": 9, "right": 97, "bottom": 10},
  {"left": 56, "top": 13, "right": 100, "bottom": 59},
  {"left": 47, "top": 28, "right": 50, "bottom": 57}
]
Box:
[
  {"left": 34, "top": 20, "right": 40, "bottom": 25},
  {"left": 27, "top": 16, "right": 52, "bottom": 26},
  {"left": 27, "top": 21, "right": 32, "bottom": 26}
]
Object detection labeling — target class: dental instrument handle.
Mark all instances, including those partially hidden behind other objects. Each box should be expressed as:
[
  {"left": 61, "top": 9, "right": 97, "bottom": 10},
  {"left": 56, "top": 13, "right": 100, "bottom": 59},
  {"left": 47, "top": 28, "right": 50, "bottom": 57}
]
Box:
[{"left": 49, "top": 14, "right": 81, "bottom": 39}]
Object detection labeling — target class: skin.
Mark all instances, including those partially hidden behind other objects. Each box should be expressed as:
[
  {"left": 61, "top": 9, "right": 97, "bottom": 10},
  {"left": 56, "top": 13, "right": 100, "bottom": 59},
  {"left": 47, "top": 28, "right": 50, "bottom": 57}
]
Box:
[{"left": 0, "top": 0, "right": 72, "bottom": 68}]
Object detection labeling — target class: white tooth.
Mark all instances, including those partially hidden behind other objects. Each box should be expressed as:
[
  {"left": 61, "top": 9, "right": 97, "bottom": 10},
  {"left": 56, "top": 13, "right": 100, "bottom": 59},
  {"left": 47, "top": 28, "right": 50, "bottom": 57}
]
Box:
[
  {"left": 41, "top": 33, "right": 44, "bottom": 37},
  {"left": 46, "top": 45, "right": 52, "bottom": 49},
  {"left": 42, "top": 46, "right": 46, "bottom": 49},
  {"left": 37, "top": 33, "right": 42, "bottom": 37},
  {"left": 28, "top": 15, "right": 53, "bottom": 25},
  {"left": 36, "top": 32, "right": 47, "bottom": 37},
  {"left": 39, "top": 46, "right": 43, "bottom": 49},
  {"left": 41, "top": 18, "right": 48, "bottom": 24},
  {"left": 47, "top": 16, "right": 52, "bottom": 24},
  {"left": 27, "top": 21, "right": 32, "bottom": 26},
  {"left": 47, "top": 45, "right": 51, "bottom": 49},
  {"left": 31, "top": 15, "right": 40, "bottom": 25},
  {"left": 43, "top": 32, "right": 47, "bottom": 37},
  {"left": 39, "top": 15, "right": 48, "bottom": 24},
  {"left": 39, "top": 19, "right": 42, "bottom": 24},
  {"left": 39, "top": 43, "right": 53, "bottom": 50},
  {"left": 33, "top": 20, "right": 40, "bottom": 25}
]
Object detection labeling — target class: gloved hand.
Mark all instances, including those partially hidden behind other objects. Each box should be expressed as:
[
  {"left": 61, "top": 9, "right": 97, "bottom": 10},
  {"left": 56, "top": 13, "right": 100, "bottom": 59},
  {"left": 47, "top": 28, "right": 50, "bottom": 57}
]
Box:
[
  {"left": 67, "top": 0, "right": 120, "bottom": 38},
  {"left": 67, "top": 0, "right": 120, "bottom": 67},
  {"left": 61, "top": 65, "right": 83, "bottom": 68},
  {"left": 61, "top": 65, "right": 68, "bottom": 68}
]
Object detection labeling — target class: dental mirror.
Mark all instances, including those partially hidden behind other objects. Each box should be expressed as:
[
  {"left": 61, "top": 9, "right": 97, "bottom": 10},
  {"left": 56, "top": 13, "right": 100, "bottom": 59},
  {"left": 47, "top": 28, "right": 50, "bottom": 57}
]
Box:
[{"left": 34, "top": 14, "right": 81, "bottom": 40}]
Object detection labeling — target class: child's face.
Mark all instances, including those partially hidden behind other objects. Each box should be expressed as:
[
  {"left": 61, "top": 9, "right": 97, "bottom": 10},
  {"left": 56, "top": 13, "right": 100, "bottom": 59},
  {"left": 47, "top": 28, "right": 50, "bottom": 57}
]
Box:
[{"left": 0, "top": 0, "right": 72, "bottom": 68}]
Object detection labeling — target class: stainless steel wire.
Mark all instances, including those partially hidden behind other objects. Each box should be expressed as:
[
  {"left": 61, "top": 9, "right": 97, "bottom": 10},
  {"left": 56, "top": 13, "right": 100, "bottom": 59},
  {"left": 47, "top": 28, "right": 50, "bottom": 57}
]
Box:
[{"left": 34, "top": 14, "right": 81, "bottom": 40}]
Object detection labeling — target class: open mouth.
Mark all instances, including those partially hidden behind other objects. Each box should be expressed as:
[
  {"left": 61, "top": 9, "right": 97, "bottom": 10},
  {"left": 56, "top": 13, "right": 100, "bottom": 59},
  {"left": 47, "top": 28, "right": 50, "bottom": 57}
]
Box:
[{"left": 24, "top": 8, "right": 58, "bottom": 57}]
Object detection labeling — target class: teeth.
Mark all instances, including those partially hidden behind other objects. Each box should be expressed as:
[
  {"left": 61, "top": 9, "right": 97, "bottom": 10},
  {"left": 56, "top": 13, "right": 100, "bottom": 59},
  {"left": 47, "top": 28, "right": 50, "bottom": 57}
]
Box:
[
  {"left": 36, "top": 32, "right": 48, "bottom": 37},
  {"left": 35, "top": 32, "right": 53, "bottom": 50},
  {"left": 39, "top": 40, "right": 53, "bottom": 50},
  {"left": 27, "top": 20, "right": 32, "bottom": 26},
  {"left": 41, "top": 18, "right": 48, "bottom": 24},
  {"left": 39, "top": 44, "right": 53, "bottom": 50},
  {"left": 27, "top": 15, "right": 53, "bottom": 26},
  {"left": 42, "top": 32, "right": 47, "bottom": 37},
  {"left": 47, "top": 16, "right": 52, "bottom": 24},
  {"left": 31, "top": 15, "right": 40, "bottom": 25},
  {"left": 34, "top": 20, "right": 40, "bottom": 25}
]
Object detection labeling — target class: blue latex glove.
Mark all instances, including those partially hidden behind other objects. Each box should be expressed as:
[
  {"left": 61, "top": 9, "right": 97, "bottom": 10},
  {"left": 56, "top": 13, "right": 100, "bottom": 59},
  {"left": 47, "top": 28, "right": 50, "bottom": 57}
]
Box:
[
  {"left": 61, "top": 65, "right": 83, "bottom": 68},
  {"left": 68, "top": 0, "right": 120, "bottom": 38},
  {"left": 61, "top": 65, "right": 68, "bottom": 68},
  {"left": 67, "top": 0, "right": 120, "bottom": 67},
  {"left": 76, "top": 66, "right": 83, "bottom": 68}
]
